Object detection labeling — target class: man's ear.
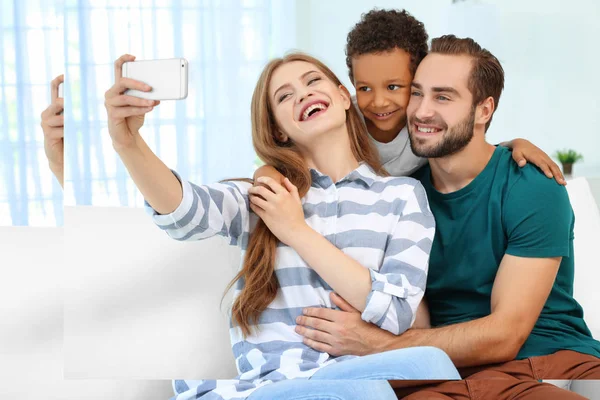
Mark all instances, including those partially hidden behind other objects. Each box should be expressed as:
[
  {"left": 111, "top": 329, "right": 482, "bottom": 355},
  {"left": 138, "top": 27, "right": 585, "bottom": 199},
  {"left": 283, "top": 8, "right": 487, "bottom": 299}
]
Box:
[
  {"left": 476, "top": 96, "right": 495, "bottom": 127},
  {"left": 338, "top": 85, "right": 352, "bottom": 110}
]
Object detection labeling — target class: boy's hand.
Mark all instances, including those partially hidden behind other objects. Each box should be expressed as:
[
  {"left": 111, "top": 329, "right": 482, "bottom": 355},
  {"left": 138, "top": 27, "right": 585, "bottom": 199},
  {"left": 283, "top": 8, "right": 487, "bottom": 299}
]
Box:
[
  {"left": 253, "top": 165, "right": 285, "bottom": 189},
  {"left": 503, "top": 138, "right": 566, "bottom": 185}
]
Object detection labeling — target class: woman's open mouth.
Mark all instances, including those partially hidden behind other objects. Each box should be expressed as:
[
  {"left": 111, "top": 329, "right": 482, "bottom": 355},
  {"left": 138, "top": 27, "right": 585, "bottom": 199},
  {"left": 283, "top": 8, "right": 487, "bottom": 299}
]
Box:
[{"left": 300, "top": 101, "right": 329, "bottom": 122}]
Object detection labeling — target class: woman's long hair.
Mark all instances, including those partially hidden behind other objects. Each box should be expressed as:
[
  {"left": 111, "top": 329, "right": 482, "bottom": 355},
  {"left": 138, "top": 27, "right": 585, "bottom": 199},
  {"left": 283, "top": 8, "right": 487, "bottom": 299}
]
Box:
[{"left": 226, "top": 52, "right": 386, "bottom": 337}]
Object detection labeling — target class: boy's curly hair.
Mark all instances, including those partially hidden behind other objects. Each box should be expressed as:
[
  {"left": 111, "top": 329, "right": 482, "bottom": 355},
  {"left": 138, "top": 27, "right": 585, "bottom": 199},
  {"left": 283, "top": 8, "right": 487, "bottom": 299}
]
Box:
[{"left": 345, "top": 9, "right": 428, "bottom": 81}]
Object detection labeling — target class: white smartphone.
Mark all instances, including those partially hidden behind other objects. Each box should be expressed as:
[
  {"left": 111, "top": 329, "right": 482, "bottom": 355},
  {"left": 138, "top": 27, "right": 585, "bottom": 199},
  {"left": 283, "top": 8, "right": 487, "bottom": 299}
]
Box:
[{"left": 122, "top": 58, "right": 188, "bottom": 100}]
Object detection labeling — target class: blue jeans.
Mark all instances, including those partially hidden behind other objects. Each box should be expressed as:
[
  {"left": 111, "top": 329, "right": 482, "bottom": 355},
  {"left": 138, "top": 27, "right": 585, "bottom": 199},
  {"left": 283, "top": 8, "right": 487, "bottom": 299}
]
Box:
[{"left": 248, "top": 346, "right": 460, "bottom": 400}]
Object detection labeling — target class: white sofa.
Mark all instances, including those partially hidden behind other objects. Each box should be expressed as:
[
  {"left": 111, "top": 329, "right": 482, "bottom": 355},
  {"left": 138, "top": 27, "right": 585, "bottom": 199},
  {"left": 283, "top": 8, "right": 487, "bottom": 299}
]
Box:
[{"left": 1, "top": 178, "right": 599, "bottom": 399}]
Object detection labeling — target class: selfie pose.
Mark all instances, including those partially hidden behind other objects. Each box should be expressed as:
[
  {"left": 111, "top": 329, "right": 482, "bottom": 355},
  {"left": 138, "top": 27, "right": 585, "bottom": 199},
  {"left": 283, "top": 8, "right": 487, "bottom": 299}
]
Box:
[{"left": 103, "top": 53, "right": 460, "bottom": 400}]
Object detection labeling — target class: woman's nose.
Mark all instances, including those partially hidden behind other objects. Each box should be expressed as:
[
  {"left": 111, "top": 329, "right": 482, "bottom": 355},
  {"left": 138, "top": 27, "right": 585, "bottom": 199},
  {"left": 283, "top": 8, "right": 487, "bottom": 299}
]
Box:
[{"left": 297, "top": 90, "right": 314, "bottom": 105}]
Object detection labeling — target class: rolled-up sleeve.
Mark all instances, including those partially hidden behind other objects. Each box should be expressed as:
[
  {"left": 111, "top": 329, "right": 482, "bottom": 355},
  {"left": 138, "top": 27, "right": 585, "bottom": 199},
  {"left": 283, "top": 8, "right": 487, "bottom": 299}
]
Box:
[
  {"left": 144, "top": 171, "right": 251, "bottom": 245},
  {"left": 361, "top": 181, "right": 435, "bottom": 335}
]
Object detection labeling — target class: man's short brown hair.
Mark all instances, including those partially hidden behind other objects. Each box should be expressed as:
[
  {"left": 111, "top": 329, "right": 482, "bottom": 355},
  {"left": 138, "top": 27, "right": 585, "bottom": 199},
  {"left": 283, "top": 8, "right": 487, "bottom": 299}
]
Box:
[{"left": 430, "top": 35, "right": 504, "bottom": 132}]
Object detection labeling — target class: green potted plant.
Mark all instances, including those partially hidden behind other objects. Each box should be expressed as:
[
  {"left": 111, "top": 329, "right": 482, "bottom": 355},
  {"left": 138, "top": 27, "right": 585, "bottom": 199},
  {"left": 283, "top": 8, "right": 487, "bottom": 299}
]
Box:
[{"left": 554, "top": 149, "right": 583, "bottom": 175}]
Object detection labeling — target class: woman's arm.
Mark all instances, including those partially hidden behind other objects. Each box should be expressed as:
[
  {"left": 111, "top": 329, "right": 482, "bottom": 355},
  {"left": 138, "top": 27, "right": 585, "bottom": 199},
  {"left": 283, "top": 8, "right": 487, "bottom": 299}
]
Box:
[
  {"left": 146, "top": 174, "right": 250, "bottom": 244},
  {"left": 248, "top": 177, "right": 435, "bottom": 335},
  {"left": 105, "top": 54, "right": 181, "bottom": 214},
  {"left": 114, "top": 135, "right": 183, "bottom": 214},
  {"left": 105, "top": 55, "right": 249, "bottom": 243}
]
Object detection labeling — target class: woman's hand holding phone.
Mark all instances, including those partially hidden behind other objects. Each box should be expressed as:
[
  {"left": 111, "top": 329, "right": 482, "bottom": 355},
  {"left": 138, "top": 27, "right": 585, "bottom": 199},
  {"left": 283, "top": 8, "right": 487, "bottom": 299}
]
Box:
[
  {"left": 40, "top": 74, "right": 65, "bottom": 187},
  {"left": 104, "top": 54, "right": 160, "bottom": 150}
]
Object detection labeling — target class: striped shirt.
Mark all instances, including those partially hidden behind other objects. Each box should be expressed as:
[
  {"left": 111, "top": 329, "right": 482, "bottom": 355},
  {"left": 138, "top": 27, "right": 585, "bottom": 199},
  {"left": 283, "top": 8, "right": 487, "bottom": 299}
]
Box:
[{"left": 146, "top": 162, "right": 435, "bottom": 400}]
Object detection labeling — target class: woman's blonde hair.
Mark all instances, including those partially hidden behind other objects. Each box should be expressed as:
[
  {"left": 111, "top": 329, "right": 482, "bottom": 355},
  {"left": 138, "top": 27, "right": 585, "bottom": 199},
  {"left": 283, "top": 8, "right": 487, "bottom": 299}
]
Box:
[{"left": 226, "top": 52, "right": 386, "bottom": 337}]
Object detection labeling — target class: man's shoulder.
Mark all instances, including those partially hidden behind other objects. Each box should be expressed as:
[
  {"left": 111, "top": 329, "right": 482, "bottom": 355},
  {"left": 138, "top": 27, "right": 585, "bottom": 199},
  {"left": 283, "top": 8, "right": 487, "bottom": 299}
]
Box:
[
  {"left": 499, "top": 153, "right": 573, "bottom": 238},
  {"left": 505, "top": 161, "right": 568, "bottom": 204},
  {"left": 490, "top": 147, "right": 567, "bottom": 202}
]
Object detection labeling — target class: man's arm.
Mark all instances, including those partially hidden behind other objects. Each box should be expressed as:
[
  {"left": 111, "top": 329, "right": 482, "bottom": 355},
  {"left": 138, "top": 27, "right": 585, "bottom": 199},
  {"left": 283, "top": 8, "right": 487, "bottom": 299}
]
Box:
[
  {"left": 298, "top": 254, "right": 560, "bottom": 367},
  {"left": 384, "top": 255, "right": 560, "bottom": 367}
]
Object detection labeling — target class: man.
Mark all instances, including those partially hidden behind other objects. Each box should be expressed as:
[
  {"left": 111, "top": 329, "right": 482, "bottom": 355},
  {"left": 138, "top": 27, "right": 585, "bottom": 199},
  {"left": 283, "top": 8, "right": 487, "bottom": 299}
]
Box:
[{"left": 295, "top": 35, "right": 600, "bottom": 399}]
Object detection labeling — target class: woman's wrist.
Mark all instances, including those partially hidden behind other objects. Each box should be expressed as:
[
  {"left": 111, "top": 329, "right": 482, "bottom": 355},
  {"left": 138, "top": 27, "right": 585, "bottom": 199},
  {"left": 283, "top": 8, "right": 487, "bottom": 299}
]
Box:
[
  {"left": 112, "top": 131, "right": 142, "bottom": 155},
  {"left": 286, "top": 223, "right": 315, "bottom": 250}
]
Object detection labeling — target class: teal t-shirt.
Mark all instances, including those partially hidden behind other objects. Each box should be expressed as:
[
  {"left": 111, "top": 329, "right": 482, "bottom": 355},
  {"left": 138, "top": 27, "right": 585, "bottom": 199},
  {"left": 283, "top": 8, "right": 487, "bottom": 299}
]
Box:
[{"left": 414, "top": 146, "right": 600, "bottom": 359}]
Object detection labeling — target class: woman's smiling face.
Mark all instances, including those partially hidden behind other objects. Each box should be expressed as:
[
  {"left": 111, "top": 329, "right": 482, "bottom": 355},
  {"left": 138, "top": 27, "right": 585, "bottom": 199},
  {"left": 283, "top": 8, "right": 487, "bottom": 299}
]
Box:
[{"left": 269, "top": 61, "right": 351, "bottom": 148}]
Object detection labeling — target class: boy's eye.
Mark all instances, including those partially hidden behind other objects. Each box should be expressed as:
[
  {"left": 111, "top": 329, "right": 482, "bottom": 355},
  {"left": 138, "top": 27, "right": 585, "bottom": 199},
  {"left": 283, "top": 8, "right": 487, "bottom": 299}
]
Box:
[
  {"left": 388, "top": 85, "right": 402, "bottom": 91},
  {"left": 358, "top": 86, "right": 371, "bottom": 92}
]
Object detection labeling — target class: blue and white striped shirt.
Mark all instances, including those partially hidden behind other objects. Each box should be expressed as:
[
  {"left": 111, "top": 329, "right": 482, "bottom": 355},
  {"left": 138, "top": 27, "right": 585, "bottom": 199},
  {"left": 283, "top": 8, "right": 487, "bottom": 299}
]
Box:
[{"left": 146, "top": 162, "right": 435, "bottom": 400}]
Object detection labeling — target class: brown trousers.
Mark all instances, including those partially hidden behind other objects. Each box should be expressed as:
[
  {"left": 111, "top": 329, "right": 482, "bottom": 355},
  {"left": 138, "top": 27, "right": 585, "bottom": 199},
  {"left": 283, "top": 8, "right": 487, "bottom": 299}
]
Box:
[{"left": 393, "top": 350, "right": 600, "bottom": 399}]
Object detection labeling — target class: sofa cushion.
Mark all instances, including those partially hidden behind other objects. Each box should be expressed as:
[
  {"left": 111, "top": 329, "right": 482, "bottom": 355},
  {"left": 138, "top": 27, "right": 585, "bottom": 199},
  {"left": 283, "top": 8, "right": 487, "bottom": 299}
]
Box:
[{"left": 566, "top": 178, "right": 600, "bottom": 339}]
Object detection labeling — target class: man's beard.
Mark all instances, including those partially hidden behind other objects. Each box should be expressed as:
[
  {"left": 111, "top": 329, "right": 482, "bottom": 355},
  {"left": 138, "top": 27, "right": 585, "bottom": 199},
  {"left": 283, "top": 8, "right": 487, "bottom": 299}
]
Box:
[{"left": 408, "top": 107, "right": 475, "bottom": 158}]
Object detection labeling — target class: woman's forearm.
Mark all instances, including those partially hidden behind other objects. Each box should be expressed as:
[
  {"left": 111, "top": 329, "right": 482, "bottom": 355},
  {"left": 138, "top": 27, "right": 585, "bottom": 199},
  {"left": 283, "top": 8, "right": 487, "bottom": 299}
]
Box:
[
  {"left": 113, "top": 133, "right": 182, "bottom": 214},
  {"left": 290, "top": 227, "right": 371, "bottom": 311}
]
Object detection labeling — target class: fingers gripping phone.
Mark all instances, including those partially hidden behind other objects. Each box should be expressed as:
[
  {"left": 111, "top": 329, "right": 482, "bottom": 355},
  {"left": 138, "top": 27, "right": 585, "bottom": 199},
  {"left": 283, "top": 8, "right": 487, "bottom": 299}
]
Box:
[{"left": 123, "top": 58, "right": 188, "bottom": 100}]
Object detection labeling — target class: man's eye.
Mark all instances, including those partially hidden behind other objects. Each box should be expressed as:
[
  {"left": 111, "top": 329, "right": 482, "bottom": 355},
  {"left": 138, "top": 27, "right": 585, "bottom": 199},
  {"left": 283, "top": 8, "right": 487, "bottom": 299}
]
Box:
[
  {"left": 411, "top": 91, "right": 421, "bottom": 97},
  {"left": 358, "top": 86, "right": 371, "bottom": 92},
  {"left": 437, "top": 96, "right": 450, "bottom": 101}
]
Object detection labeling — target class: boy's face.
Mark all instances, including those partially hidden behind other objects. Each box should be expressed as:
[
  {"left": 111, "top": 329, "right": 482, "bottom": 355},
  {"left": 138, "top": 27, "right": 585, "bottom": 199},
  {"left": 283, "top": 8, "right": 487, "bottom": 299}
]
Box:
[{"left": 352, "top": 48, "right": 413, "bottom": 139}]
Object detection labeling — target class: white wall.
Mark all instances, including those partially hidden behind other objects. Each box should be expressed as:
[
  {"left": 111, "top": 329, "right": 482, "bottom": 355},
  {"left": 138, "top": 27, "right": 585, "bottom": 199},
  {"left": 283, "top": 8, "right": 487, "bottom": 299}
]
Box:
[{"left": 294, "top": 0, "right": 600, "bottom": 177}]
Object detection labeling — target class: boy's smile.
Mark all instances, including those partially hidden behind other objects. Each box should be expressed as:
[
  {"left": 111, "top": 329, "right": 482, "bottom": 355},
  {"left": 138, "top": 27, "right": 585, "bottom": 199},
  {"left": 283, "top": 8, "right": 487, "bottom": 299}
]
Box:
[{"left": 352, "top": 48, "right": 413, "bottom": 143}]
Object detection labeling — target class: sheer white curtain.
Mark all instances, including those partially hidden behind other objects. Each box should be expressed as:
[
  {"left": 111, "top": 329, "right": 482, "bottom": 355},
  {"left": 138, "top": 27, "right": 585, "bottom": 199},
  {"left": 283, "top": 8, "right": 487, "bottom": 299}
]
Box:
[
  {"left": 64, "top": 0, "right": 296, "bottom": 207},
  {"left": 0, "top": 0, "right": 64, "bottom": 226}
]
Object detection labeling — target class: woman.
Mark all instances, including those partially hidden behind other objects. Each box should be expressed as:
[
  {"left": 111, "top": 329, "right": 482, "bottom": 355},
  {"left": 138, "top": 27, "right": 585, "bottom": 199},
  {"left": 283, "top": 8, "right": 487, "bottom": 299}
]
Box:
[{"left": 104, "top": 52, "right": 460, "bottom": 400}]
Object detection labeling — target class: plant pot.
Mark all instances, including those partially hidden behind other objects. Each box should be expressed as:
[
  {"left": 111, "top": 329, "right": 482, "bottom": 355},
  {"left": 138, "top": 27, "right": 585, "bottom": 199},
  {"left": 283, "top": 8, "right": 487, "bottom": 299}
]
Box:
[{"left": 562, "top": 163, "right": 573, "bottom": 175}]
